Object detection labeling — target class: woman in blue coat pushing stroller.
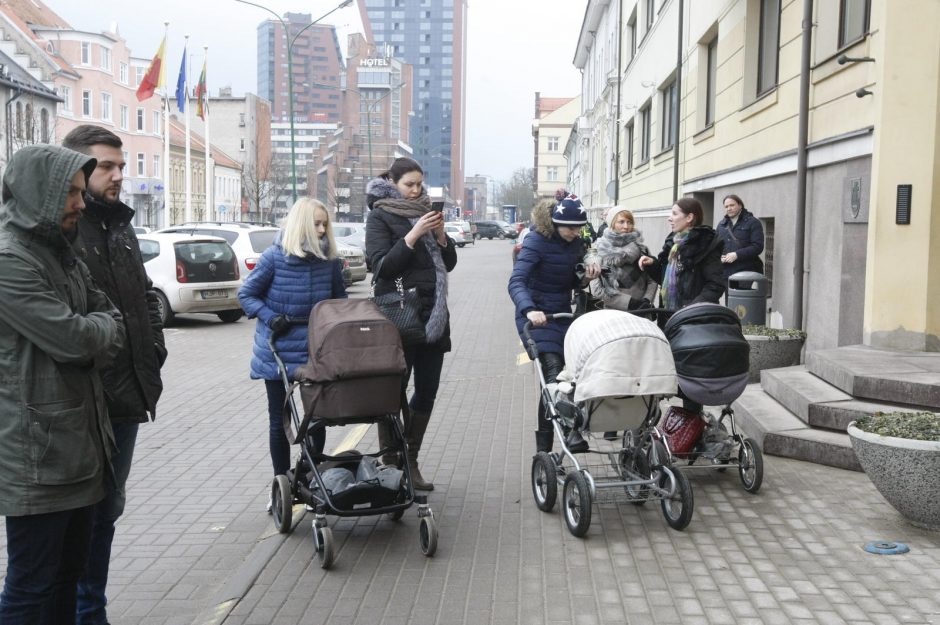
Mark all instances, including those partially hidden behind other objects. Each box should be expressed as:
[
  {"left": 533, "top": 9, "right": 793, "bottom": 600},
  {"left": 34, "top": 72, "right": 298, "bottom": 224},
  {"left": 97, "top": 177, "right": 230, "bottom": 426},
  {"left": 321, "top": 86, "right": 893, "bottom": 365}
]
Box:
[
  {"left": 508, "top": 194, "right": 600, "bottom": 454},
  {"left": 239, "top": 198, "right": 347, "bottom": 512}
]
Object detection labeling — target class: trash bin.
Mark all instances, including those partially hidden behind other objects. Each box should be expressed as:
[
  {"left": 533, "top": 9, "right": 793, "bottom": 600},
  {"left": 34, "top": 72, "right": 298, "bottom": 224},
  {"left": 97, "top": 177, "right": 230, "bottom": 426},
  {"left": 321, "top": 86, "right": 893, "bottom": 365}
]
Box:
[{"left": 727, "top": 271, "right": 768, "bottom": 325}]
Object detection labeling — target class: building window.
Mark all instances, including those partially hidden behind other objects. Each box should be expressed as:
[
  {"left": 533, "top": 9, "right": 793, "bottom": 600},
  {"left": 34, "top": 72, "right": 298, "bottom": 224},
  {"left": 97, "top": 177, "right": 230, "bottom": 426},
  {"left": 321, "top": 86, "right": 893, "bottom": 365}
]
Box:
[
  {"left": 136, "top": 107, "right": 145, "bottom": 131},
  {"left": 661, "top": 79, "right": 677, "bottom": 151},
  {"left": 120, "top": 104, "right": 129, "bottom": 130},
  {"left": 82, "top": 90, "right": 92, "bottom": 117},
  {"left": 135, "top": 66, "right": 145, "bottom": 86},
  {"left": 137, "top": 153, "right": 145, "bottom": 177},
  {"left": 100, "top": 47, "right": 112, "bottom": 71},
  {"left": 40, "top": 108, "right": 50, "bottom": 143},
  {"left": 839, "top": 0, "right": 870, "bottom": 48},
  {"left": 547, "top": 136, "right": 559, "bottom": 152},
  {"left": 624, "top": 120, "right": 635, "bottom": 172},
  {"left": 81, "top": 42, "right": 91, "bottom": 65},
  {"left": 122, "top": 151, "right": 129, "bottom": 172},
  {"left": 119, "top": 62, "right": 128, "bottom": 84},
  {"left": 153, "top": 111, "right": 161, "bottom": 134},
  {"left": 639, "top": 102, "right": 651, "bottom": 163},
  {"left": 101, "top": 93, "right": 112, "bottom": 121},
  {"left": 546, "top": 166, "right": 558, "bottom": 182},
  {"left": 240, "top": 138, "right": 246, "bottom": 151},
  {"left": 645, "top": 0, "right": 655, "bottom": 35},
  {"left": 757, "top": 0, "right": 781, "bottom": 96},
  {"left": 60, "top": 85, "right": 72, "bottom": 113},
  {"left": 627, "top": 8, "right": 637, "bottom": 62},
  {"left": 705, "top": 38, "right": 718, "bottom": 126},
  {"left": 153, "top": 154, "right": 161, "bottom": 178}
]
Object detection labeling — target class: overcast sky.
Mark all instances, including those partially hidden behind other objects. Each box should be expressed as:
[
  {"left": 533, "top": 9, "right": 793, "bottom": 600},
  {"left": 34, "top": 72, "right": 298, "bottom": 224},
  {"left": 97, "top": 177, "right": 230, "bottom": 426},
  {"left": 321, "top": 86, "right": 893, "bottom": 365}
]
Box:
[{"left": 46, "top": 0, "right": 585, "bottom": 183}]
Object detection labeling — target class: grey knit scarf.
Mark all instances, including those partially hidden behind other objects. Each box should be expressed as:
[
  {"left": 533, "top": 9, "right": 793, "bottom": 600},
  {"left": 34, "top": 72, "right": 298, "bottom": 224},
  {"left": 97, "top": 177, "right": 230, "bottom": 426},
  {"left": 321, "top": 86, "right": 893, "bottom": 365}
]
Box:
[{"left": 372, "top": 187, "right": 449, "bottom": 343}]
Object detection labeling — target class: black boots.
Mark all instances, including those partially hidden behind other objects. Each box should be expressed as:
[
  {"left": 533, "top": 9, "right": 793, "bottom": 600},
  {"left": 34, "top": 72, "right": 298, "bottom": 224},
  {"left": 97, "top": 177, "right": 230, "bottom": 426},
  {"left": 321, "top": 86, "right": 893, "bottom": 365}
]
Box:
[
  {"left": 405, "top": 409, "right": 434, "bottom": 491},
  {"left": 377, "top": 419, "right": 398, "bottom": 467},
  {"left": 535, "top": 430, "right": 554, "bottom": 453}
]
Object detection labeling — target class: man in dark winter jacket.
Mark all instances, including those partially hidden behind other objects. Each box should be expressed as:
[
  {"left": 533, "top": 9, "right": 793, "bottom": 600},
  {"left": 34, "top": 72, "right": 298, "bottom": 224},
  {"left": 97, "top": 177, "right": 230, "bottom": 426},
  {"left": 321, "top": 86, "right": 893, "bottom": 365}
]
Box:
[
  {"left": 64, "top": 125, "right": 166, "bottom": 625},
  {"left": 0, "top": 144, "right": 125, "bottom": 624},
  {"left": 716, "top": 194, "right": 764, "bottom": 283}
]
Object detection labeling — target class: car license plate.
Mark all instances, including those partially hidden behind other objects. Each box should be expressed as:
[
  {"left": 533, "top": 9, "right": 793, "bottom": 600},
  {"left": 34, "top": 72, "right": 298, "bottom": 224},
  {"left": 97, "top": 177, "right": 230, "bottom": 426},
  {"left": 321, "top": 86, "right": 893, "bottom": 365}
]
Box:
[{"left": 202, "top": 289, "right": 228, "bottom": 299}]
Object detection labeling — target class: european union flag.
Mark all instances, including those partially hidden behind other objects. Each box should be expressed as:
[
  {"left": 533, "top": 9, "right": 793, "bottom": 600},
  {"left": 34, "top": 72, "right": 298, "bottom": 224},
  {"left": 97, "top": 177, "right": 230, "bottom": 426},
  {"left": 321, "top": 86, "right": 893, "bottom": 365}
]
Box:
[{"left": 175, "top": 46, "right": 187, "bottom": 113}]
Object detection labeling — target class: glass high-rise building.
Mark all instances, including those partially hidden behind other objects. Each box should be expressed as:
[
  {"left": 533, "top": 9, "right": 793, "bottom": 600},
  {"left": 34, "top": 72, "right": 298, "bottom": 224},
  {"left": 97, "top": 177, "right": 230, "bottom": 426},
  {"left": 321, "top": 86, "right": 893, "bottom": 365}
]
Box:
[{"left": 362, "top": 0, "right": 466, "bottom": 202}]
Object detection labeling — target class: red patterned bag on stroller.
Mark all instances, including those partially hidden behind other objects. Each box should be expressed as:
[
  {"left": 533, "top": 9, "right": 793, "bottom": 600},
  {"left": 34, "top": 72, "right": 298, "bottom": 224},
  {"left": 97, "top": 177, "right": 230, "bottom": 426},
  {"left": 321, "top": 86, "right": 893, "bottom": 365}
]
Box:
[{"left": 662, "top": 405, "right": 707, "bottom": 455}]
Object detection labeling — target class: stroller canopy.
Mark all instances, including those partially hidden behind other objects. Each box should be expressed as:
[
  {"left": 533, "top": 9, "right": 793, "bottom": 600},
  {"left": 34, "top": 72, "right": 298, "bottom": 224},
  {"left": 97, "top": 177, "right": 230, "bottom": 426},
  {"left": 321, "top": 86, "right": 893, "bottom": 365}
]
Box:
[{"left": 563, "top": 309, "right": 677, "bottom": 403}]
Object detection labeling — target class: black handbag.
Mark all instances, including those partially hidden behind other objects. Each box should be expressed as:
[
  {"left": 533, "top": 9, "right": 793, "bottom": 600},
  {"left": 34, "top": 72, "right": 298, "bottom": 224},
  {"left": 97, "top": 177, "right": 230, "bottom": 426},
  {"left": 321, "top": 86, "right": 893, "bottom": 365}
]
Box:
[{"left": 371, "top": 259, "right": 426, "bottom": 346}]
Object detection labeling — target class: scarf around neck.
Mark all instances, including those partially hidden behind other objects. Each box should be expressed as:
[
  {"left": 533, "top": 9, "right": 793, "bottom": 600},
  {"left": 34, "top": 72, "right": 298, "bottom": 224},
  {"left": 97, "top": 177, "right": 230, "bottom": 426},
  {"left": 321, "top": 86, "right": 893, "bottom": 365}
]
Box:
[{"left": 661, "top": 230, "right": 689, "bottom": 310}]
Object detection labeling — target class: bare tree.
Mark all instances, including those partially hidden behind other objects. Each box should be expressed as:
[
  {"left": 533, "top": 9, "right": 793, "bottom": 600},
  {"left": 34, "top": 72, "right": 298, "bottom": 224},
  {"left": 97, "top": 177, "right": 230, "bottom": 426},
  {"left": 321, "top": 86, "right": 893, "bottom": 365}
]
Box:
[
  {"left": 242, "top": 152, "right": 289, "bottom": 223},
  {"left": 497, "top": 167, "right": 537, "bottom": 222}
]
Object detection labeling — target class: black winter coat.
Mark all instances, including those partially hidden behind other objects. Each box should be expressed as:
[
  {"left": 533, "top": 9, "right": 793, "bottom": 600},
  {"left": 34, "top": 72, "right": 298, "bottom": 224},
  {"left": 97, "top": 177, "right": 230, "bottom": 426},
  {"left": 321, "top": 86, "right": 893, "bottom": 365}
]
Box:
[
  {"left": 647, "top": 225, "right": 725, "bottom": 309},
  {"left": 717, "top": 208, "right": 765, "bottom": 279},
  {"left": 75, "top": 197, "right": 166, "bottom": 421},
  {"left": 365, "top": 207, "right": 458, "bottom": 352}
]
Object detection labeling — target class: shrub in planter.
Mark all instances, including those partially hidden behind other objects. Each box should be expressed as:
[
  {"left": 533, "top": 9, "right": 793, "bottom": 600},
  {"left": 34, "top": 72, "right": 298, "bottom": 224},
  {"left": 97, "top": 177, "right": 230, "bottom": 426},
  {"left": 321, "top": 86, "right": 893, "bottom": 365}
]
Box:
[
  {"left": 848, "top": 411, "right": 940, "bottom": 531},
  {"left": 741, "top": 325, "right": 807, "bottom": 383}
]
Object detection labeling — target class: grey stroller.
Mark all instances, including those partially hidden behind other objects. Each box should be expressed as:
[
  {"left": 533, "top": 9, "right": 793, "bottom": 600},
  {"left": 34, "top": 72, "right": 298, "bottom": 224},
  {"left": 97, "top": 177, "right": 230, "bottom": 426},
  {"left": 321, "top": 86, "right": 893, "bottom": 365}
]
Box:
[{"left": 526, "top": 310, "right": 694, "bottom": 537}]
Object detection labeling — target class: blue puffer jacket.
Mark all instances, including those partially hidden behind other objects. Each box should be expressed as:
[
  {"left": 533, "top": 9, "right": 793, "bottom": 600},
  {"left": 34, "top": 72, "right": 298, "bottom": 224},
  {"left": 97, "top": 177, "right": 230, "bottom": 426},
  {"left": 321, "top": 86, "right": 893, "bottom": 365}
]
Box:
[
  {"left": 508, "top": 201, "right": 586, "bottom": 356},
  {"left": 238, "top": 238, "right": 347, "bottom": 380}
]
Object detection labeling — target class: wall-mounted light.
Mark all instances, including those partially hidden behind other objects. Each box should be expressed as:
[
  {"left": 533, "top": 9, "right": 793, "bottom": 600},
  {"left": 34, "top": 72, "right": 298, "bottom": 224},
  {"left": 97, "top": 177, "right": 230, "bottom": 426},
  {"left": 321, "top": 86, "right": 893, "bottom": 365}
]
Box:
[
  {"left": 838, "top": 54, "right": 875, "bottom": 65},
  {"left": 856, "top": 88, "right": 873, "bottom": 98},
  {"left": 641, "top": 80, "right": 656, "bottom": 88}
]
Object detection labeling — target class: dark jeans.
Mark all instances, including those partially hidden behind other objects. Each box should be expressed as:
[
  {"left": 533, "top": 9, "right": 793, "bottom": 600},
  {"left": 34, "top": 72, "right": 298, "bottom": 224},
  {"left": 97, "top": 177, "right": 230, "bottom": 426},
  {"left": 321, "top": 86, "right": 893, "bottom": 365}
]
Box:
[
  {"left": 76, "top": 422, "right": 139, "bottom": 625},
  {"left": 402, "top": 344, "right": 445, "bottom": 414},
  {"left": 537, "top": 352, "right": 565, "bottom": 432},
  {"left": 265, "top": 379, "right": 324, "bottom": 475},
  {"left": 0, "top": 505, "right": 96, "bottom": 625}
]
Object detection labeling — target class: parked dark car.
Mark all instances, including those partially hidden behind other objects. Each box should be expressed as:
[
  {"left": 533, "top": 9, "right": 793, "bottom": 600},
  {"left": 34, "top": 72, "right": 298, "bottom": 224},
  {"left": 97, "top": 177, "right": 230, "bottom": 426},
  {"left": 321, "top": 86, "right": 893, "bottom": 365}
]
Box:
[{"left": 473, "top": 220, "right": 518, "bottom": 240}]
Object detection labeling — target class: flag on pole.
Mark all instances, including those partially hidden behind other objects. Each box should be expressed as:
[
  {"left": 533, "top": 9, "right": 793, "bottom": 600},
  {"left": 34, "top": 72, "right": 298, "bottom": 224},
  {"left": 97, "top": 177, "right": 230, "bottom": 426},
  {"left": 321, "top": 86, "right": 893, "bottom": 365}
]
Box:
[
  {"left": 175, "top": 45, "right": 187, "bottom": 112},
  {"left": 194, "top": 59, "right": 208, "bottom": 120},
  {"left": 135, "top": 37, "right": 166, "bottom": 102}
]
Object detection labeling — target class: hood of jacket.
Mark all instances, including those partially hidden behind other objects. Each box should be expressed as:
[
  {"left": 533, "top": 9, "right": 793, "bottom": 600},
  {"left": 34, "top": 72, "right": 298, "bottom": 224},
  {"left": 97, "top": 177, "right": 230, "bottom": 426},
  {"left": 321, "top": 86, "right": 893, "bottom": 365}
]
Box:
[
  {"left": 531, "top": 199, "right": 560, "bottom": 238},
  {"left": 1, "top": 144, "right": 96, "bottom": 250}
]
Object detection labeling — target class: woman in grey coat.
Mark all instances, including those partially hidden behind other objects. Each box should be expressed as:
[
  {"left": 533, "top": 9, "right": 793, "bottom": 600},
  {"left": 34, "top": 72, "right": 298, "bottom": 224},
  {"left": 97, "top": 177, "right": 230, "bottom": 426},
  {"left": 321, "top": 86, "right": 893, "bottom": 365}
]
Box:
[{"left": 588, "top": 208, "right": 658, "bottom": 311}]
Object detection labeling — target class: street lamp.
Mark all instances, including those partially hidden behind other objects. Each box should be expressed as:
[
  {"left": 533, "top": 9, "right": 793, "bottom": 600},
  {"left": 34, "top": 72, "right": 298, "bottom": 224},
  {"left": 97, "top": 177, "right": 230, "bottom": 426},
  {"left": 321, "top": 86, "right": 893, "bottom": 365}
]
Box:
[{"left": 234, "top": 0, "right": 353, "bottom": 203}]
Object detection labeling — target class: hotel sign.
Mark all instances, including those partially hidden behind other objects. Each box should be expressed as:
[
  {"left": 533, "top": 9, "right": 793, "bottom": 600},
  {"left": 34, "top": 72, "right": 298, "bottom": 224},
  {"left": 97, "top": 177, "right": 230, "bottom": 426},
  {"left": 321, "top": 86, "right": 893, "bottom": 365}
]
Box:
[{"left": 359, "top": 58, "right": 389, "bottom": 67}]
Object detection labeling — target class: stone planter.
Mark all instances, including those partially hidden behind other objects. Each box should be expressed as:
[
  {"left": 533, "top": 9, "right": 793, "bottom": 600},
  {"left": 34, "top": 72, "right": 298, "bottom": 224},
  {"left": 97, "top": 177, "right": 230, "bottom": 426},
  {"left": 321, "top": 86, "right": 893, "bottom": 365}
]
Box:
[
  {"left": 745, "top": 334, "right": 804, "bottom": 382},
  {"left": 847, "top": 422, "right": 940, "bottom": 531}
]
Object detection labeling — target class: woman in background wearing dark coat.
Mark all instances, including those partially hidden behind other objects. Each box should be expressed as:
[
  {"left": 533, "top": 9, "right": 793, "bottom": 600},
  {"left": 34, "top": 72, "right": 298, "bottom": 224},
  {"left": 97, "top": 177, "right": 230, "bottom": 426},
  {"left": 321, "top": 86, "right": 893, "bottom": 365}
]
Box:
[
  {"left": 365, "top": 157, "right": 457, "bottom": 491},
  {"left": 508, "top": 195, "right": 600, "bottom": 454},
  {"left": 716, "top": 194, "right": 765, "bottom": 283}
]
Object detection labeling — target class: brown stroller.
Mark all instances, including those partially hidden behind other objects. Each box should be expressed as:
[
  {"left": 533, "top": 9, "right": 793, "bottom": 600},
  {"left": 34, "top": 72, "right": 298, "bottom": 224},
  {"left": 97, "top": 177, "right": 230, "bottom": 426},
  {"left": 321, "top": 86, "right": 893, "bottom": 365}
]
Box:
[{"left": 268, "top": 298, "right": 438, "bottom": 569}]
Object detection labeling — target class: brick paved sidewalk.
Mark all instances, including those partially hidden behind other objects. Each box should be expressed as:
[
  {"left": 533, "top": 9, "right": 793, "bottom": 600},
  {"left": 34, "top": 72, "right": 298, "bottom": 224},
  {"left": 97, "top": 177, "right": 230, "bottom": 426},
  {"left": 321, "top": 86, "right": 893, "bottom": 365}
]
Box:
[{"left": 2, "top": 241, "right": 939, "bottom": 625}]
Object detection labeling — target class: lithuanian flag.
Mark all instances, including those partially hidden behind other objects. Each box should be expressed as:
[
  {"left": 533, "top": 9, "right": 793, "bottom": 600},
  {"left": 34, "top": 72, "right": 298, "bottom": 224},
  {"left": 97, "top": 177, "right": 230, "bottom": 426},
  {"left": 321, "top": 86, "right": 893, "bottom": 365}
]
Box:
[
  {"left": 195, "top": 60, "right": 208, "bottom": 120},
  {"left": 136, "top": 37, "right": 166, "bottom": 102}
]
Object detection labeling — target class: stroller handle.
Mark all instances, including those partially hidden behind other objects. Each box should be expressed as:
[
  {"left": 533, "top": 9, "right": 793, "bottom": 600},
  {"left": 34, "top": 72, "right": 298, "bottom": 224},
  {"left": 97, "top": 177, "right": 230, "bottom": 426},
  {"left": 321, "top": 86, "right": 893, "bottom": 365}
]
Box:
[
  {"left": 267, "top": 316, "right": 309, "bottom": 350},
  {"left": 522, "top": 312, "right": 574, "bottom": 358},
  {"left": 628, "top": 307, "right": 673, "bottom": 321}
]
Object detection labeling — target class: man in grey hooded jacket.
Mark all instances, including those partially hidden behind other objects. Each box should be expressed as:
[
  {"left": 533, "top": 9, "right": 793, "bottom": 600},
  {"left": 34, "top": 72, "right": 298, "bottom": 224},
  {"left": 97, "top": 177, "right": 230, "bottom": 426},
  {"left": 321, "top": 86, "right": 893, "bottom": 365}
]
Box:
[{"left": 0, "top": 144, "right": 124, "bottom": 625}]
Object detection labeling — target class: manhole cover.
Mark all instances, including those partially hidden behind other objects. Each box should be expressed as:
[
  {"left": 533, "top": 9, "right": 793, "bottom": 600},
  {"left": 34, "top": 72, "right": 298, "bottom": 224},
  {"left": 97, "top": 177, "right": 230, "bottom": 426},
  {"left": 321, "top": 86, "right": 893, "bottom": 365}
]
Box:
[{"left": 863, "top": 541, "right": 910, "bottom": 555}]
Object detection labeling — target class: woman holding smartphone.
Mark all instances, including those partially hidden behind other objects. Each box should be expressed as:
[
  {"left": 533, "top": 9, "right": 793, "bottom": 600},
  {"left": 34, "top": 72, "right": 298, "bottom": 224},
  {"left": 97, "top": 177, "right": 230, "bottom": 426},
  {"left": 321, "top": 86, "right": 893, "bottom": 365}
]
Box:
[{"left": 365, "top": 157, "right": 457, "bottom": 491}]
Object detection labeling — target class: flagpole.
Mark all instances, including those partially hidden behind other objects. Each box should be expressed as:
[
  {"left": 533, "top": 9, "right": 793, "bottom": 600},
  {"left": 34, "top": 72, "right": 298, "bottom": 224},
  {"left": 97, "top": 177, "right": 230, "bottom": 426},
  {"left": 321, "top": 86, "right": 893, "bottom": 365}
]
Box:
[
  {"left": 162, "top": 22, "right": 170, "bottom": 227},
  {"left": 183, "top": 35, "right": 192, "bottom": 223},
  {"left": 203, "top": 45, "right": 213, "bottom": 222}
]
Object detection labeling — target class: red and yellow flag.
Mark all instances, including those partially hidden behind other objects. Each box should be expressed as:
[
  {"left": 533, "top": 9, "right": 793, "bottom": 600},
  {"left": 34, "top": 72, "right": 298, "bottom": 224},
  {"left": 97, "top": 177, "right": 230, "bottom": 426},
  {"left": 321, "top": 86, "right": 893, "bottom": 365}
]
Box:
[
  {"left": 194, "top": 59, "right": 208, "bottom": 120},
  {"left": 135, "top": 37, "right": 166, "bottom": 102}
]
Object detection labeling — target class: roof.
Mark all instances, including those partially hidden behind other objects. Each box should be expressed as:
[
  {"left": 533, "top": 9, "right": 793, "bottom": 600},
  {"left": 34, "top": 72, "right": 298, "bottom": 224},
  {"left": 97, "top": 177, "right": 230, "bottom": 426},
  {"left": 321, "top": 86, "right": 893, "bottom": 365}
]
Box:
[
  {"left": 0, "top": 49, "right": 61, "bottom": 101},
  {"left": 0, "top": 0, "right": 70, "bottom": 29},
  {"left": 536, "top": 96, "right": 575, "bottom": 119}
]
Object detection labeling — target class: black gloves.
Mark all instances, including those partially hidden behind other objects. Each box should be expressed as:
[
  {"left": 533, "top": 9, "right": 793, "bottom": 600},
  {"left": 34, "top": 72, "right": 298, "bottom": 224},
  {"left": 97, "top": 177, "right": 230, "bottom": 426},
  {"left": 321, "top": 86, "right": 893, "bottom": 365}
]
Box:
[{"left": 269, "top": 314, "right": 290, "bottom": 334}]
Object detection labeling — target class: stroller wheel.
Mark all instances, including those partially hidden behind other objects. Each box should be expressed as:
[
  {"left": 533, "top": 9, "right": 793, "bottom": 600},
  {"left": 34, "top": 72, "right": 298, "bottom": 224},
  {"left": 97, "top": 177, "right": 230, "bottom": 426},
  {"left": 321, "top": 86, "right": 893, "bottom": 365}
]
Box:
[
  {"left": 419, "top": 515, "right": 438, "bottom": 556},
  {"left": 271, "top": 475, "right": 293, "bottom": 534},
  {"left": 562, "top": 471, "right": 592, "bottom": 538},
  {"left": 531, "top": 452, "right": 558, "bottom": 512},
  {"left": 659, "top": 468, "right": 694, "bottom": 531},
  {"left": 619, "top": 448, "right": 650, "bottom": 506},
  {"left": 315, "top": 526, "right": 334, "bottom": 569},
  {"left": 738, "top": 438, "right": 764, "bottom": 494}
]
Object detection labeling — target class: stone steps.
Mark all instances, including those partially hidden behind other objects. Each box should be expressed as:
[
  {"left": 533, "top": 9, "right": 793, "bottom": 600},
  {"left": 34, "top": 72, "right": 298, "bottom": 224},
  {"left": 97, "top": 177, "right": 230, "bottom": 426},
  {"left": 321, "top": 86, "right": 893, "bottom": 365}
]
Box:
[
  {"left": 808, "top": 346, "right": 940, "bottom": 410},
  {"left": 732, "top": 384, "right": 862, "bottom": 472}
]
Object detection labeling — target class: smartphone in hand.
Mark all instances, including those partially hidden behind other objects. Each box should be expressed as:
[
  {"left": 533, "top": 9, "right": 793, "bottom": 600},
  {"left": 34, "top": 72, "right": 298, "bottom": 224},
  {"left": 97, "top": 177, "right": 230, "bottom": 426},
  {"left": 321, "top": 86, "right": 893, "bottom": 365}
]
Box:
[{"left": 431, "top": 201, "right": 445, "bottom": 213}]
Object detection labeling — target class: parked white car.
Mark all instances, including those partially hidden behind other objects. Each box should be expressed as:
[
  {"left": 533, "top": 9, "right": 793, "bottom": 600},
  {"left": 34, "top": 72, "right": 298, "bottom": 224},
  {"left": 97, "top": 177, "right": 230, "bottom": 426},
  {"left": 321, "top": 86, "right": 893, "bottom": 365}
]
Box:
[
  {"left": 444, "top": 224, "right": 471, "bottom": 248},
  {"left": 138, "top": 232, "right": 244, "bottom": 325},
  {"left": 336, "top": 241, "right": 368, "bottom": 285},
  {"left": 333, "top": 222, "right": 367, "bottom": 250},
  {"left": 158, "top": 222, "right": 279, "bottom": 276}
]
